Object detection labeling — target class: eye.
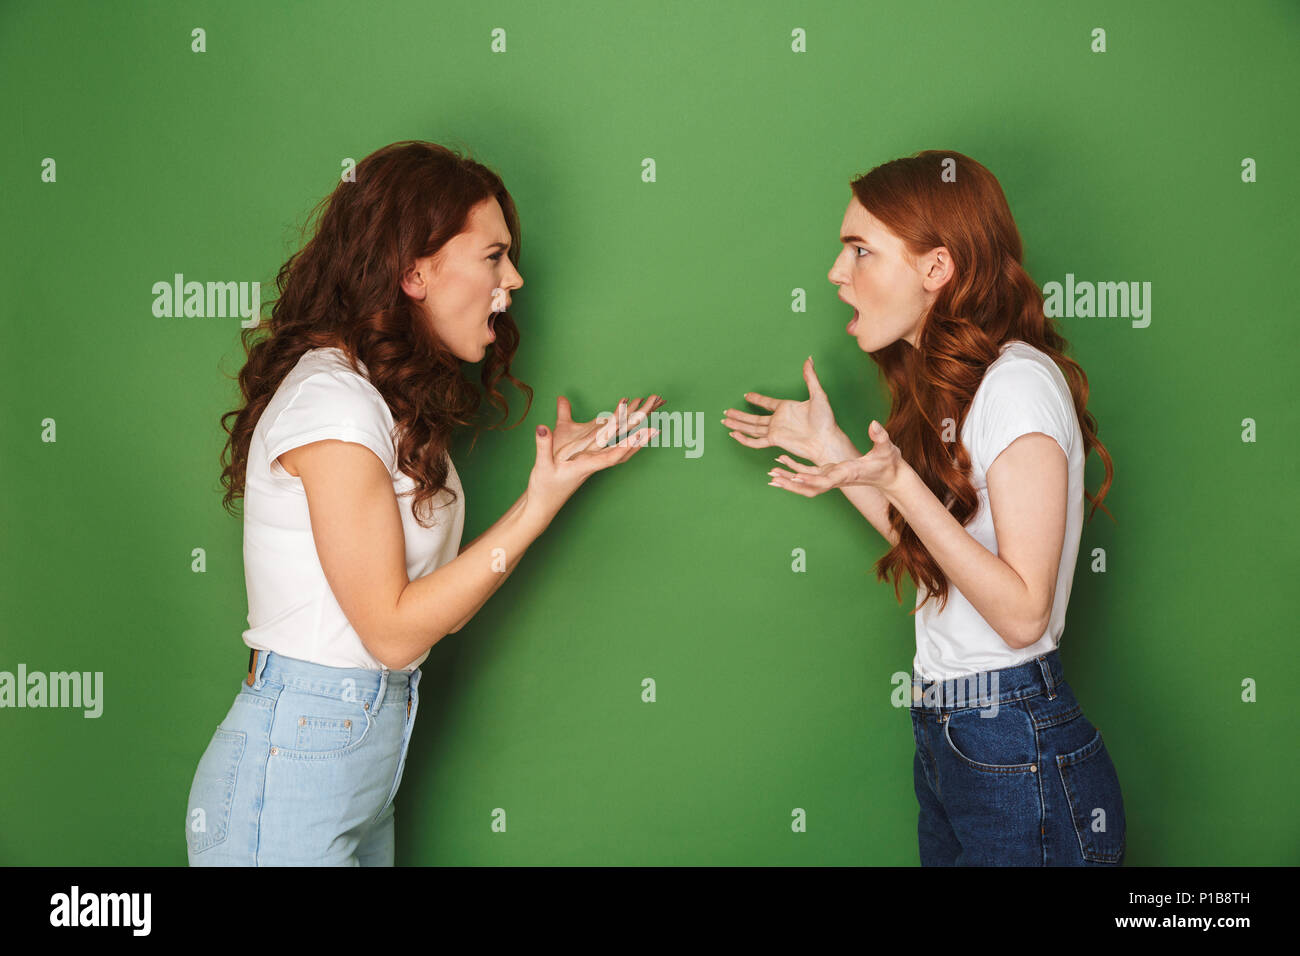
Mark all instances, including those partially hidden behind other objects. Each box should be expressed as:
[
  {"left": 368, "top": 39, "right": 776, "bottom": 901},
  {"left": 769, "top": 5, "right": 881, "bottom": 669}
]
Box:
[
  {"left": 855, "top": 246, "right": 869, "bottom": 258},
  {"left": 489, "top": 252, "right": 504, "bottom": 261}
]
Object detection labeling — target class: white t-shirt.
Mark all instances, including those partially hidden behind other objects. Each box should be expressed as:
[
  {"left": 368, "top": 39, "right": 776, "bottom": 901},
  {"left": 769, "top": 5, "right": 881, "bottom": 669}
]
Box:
[
  {"left": 912, "top": 340, "right": 1086, "bottom": 681},
  {"left": 241, "top": 347, "right": 465, "bottom": 671}
]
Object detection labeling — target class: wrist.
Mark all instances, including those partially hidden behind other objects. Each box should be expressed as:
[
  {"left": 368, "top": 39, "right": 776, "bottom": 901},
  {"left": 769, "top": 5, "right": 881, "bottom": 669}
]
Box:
[
  {"left": 517, "top": 488, "right": 558, "bottom": 538},
  {"left": 879, "top": 460, "right": 915, "bottom": 508},
  {"left": 817, "top": 428, "right": 859, "bottom": 466}
]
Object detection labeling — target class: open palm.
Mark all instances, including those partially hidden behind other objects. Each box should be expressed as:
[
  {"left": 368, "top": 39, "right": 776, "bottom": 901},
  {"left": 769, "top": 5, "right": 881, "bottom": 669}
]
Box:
[
  {"left": 552, "top": 394, "right": 662, "bottom": 462},
  {"left": 767, "top": 420, "right": 903, "bottom": 497},
  {"left": 724, "top": 356, "right": 840, "bottom": 463}
]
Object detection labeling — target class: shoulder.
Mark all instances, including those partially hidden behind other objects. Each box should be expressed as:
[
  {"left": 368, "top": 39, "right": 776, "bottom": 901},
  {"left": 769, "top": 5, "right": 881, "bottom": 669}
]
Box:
[
  {"left": 279, "top": 349, "right": 389, "bottom": 415},
  {"left": 978, "top": 342, "right": 1064, "bottom": 398},
  {"left": 261, "top": 348, "right": 398, "bottom": 474},
  {"left": 966, "top": 341, "right": 1077, "bottom": 472}
]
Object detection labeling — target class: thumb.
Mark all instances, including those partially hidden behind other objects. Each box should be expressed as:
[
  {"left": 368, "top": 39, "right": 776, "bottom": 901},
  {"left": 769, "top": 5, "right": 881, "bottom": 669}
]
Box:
[
  {"left": 556, "top": 395, "right": 573, "bottom": 424},
  {"left": 534, "top": 422, "right": 554, "bottom": 461},
  {"left": 868, "top": 419, "right": 890, "bottom": 444},
  {"left": 803, "top": 355, "right": 827, "bottom": 399}
]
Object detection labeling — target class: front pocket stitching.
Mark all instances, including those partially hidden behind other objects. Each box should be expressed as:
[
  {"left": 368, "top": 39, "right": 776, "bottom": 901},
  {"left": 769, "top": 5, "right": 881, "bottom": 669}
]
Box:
[
  {"left": 942, "top": 709, "right": 1038, "bottom": 774},
  {"left": 1056, "top": 729, "right": 1124, "bottom": 863},
  {"left": 1031, "top": 703, "right": 1082, "bottom": 731},
  {"left": 274, "top": 706, "right": 373, "bottom": 760},
  {"left": 294, "top": 714, "right": 354, "bottom": 751},
  {"left": 268, "top": 686, "right": 374, "bottom": 760}
]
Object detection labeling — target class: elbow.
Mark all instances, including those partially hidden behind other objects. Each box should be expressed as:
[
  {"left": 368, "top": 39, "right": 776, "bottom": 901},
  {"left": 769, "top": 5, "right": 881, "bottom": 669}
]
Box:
[
  {"left": 359, "top": 626, "right": 427, "bottom": 671},
  {"left": 366, "top": 639, "right": 410, "bottom": 671},
  {"left": 1004, "top": 609, "right": 1050, "bottom": 650}
]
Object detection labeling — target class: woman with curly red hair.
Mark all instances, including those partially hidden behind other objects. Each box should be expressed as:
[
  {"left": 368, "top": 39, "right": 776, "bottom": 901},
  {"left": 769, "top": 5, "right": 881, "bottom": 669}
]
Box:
[
  {"left": 724, "top": 150, "right": 1126, "bottom": 866},
  {"left": 186, "top": 141, "right": 660, "bottom": 865}
]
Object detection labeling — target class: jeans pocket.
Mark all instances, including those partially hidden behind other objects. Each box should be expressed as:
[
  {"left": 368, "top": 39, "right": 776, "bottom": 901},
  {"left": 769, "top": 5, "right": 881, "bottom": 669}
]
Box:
[
  {"left": 271, "top": 687, "right": 372, "bottom": 759},
  {"left": 1056, "top": 729, "right": 1126, "bottom": 863},
  {"left": 186, "top": 727, "right": 245, "bottom": 855},
  {"left": 942, "top": 702, "right": 1038, "bottom": 773}
]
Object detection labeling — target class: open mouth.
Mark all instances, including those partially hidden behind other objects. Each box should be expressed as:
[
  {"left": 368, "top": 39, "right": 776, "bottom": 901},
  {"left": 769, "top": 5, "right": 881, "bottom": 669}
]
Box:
[{"left": 847, "top": 308, "right": 859, "bottom": 334}]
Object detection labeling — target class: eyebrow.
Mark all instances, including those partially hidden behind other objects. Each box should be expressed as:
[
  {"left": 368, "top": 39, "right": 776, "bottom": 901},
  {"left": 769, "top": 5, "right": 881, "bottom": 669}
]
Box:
[
  {"left": 485, "top": 240, "right": 511, "bottom": 251},
  {"left": 840, "top": 234, "right": 872, "bottom": 245}
]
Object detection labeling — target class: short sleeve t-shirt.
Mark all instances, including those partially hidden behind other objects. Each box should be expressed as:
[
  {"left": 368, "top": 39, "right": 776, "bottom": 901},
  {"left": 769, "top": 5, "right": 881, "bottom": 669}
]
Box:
[
  {"left": 912, "top": 340, "right": 1086, "bottom": 681},
  {"left": 241, "top": 347, "right": 465, "bottom": 671}
]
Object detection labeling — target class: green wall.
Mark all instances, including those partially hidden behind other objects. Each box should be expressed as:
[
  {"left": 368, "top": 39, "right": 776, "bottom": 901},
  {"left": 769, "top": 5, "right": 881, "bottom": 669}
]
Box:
[{"left": 1, "top": 0, "right": 1296, "bottom": 865}]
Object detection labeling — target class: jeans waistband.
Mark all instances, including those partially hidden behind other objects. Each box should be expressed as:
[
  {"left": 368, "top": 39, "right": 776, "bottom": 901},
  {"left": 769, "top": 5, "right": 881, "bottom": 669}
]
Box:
[
  {"left": 246, "top": 648, "right": 418, "bottom": 710},
  {"left": 910, "top": 650, "right": 1063, "bottom": 712}
]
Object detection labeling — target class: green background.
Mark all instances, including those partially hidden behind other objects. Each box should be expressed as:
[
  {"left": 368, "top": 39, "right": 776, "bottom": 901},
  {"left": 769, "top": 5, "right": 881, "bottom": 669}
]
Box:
[{"left": 1, "top": 0, "right": 1296, "bottom": 865}]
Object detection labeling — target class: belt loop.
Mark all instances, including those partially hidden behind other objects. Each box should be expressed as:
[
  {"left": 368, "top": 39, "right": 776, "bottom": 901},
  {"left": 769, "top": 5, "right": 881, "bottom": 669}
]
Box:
[
  {"left": 246, "top": 648, "right": 271, "bottom": 689},
  {"left": 406, "top": 668, "right": 419, "bottom": 718},
  {"left": 1036, "top": 655, "right": 1057, "bottom": 699},
  {"left": 372, "top": 666, "right": 389, "bottom": 715}
]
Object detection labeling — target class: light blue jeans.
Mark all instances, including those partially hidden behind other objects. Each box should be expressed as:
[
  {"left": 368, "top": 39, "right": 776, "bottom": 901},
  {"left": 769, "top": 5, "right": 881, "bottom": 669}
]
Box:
[{"left": 185, "top": 649, "right": 420, "bottom": 865}]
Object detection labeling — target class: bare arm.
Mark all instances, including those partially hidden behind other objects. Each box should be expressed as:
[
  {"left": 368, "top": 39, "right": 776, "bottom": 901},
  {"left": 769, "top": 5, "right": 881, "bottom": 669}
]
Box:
[
  {"left": 877, "top": 433, "right": 1067, "bottom": 648},
  {"left": 816, "top": 428, "right": 899, "bottom": 547},
  {"left": 444, "top": 496, "right": 532, "bottom": 634},
  {"left": 282, "top": 439, "right": 550, "bottom": 670}
]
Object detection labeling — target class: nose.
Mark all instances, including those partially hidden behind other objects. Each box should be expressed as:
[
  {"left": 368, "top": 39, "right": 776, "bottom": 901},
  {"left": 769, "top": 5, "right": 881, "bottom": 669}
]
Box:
[
  {"left": 505, "top": 260, "right": 524, "bottom": 290},
  {"left": 827, "top": 252, "right": 846, "bottom": 287}
]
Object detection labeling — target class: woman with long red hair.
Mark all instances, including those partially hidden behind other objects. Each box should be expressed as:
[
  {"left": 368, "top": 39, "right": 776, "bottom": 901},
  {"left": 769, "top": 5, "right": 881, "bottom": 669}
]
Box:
[
  {"left": 724, "top": 150, "right": 1126, "bottom": 865},
  {"left": 186, "top": 141, "right": 660, "bottom": 865}
]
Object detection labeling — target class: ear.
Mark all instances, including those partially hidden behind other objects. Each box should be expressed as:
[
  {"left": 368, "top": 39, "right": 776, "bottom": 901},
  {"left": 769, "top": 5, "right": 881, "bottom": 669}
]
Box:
[
  {"left": 923, "top": 247, "right": 954, "bottom": 291},
  {"left": 400, "top": 256, "right": 434, "bottom": 301}
]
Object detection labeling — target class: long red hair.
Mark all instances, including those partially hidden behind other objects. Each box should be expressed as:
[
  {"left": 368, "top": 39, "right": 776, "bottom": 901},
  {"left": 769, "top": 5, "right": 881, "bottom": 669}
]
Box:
[
  {"left": 218, "top": 141, "right": 533, "bottom": 526},
  {"left": 856, "top": 150, "right": 1114, "bottom": 614}
]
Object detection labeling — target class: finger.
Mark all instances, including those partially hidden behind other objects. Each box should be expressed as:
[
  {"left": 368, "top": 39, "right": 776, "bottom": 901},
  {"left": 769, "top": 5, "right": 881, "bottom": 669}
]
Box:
[
  {"left": 628, "top": 394, "right": 659, "bottom": 415},
  {"left": 767, "top": 474, "right": 821, "bottom": 498},
  {"left": 556, "top": 395, "right": 574, "bottom": 425},
  {"left": 868, "top": 419, "right": 892, "bottom": 445},
  {"left": 585, "top": 427, "right": 657, "bottom": 471},
  {"left": 727, "top": 430, "right": 771, "bottom": 449},
  {"left": 723, "top": 415, "right": 769, "bottom": 439},
  {"left": 803, "top": 356, "right": 828, "bottom": 400},
  {"left": 594, "top": 399, "right": 627, "bottom": 448},
  {"left": 600, "top": 404, "right": 651, "bottom": 447},
  {"left": 743, "top": 391, "right": 780, "bottom": 412},
  {"left": 773, "top": 454, "right": 820, "bottom": 474},
  {"left": 768, "top": 467, "right": 800, "bottom": 480},
  {"left": 723, "top": 408, "right": 768, "bottom": 427},
  {"left": 616, "top": 427, "right": 658, "bottom": 462}
]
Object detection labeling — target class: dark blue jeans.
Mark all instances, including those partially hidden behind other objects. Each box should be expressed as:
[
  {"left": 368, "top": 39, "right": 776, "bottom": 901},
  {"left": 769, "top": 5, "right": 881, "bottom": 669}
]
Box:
[{"left": 910, "top": 650, "right": 1126, "bottom": 865}]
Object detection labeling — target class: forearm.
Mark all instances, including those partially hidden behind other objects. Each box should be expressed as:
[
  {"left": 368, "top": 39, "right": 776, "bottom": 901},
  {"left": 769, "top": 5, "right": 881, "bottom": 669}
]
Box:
[
  {"left": 880, "top": 465, "right": 1042, "bottom": 648},
  {"left": 381, "top": 491, "right": 549, "bottom": 668},
  {"left": 446, "top": 540, "right": 529, "bottom": 634},
  {"left": 819, "top": 429, "right": 898, "bottom": 546}
]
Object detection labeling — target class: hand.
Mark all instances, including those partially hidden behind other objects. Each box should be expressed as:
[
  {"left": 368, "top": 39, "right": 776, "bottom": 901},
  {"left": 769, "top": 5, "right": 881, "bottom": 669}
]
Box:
[
  {"left": 766, "top": 420, "right": 904, "bottom": 498},
  {"left": 724, "top": 356, "right": 845, "bottom": 464},
  {"left": 524, "top": 394, "right": 661, "bottom": 527},
  {"left": 552, "top": 394, "right": 663, "bottom": 462}
]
